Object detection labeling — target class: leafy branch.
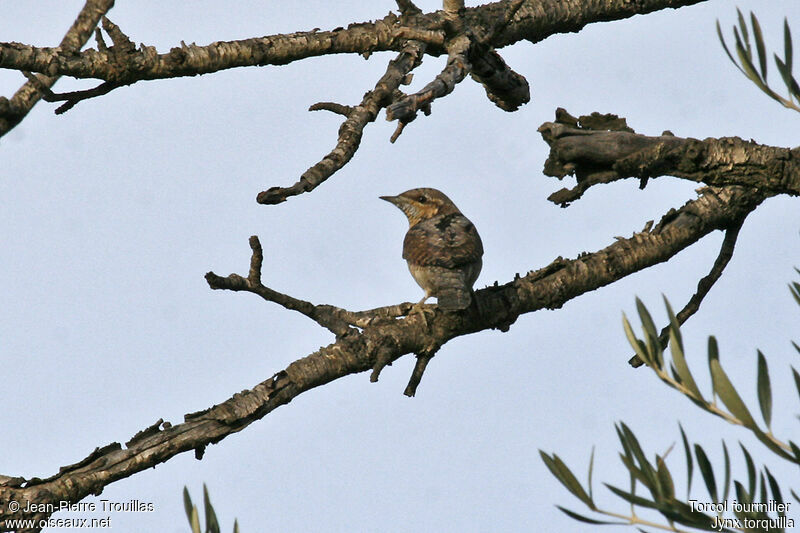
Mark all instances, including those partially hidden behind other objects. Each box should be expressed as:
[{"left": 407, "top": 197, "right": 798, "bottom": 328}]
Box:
[
  {"left": 541, "top": 423, "right": 792, "bottom": 532},
  {"left": 622, "top": 296, "right": 799, "bottom": 463},
  {"left": 541, "top": 270, "right": 800, "bottom": 531},
  {"left": 183, "top": 485, "right": 239, "bottom": 533},
  {"left": 717, "top": 10, "right": 800, "bottom": 113}
]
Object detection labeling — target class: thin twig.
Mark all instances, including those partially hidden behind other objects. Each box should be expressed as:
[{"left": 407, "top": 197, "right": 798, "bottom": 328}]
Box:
[
  {"left": 205, "top": 236, "right": 355, "bottom": 337},
  {"left": 385, "top": 35, "right": 470, "bottom": 124},
  {"left": 308, "top": 102, "right": 353, "bottom": 117},
  {"left": 404, "top": 353, "right": 434, "bottom": 396},
  {"left": 629, "top": 216, "right": 747, "bottom": 367},
  {"left": 257, "top": 41, "right": 426, "bottom": 205},
  {"left": 23, "top": 72, "right": 123, "bottom": 115}
]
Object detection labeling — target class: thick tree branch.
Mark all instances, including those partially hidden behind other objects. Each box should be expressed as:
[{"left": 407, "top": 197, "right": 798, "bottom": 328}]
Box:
[
  {"left": 0, "top": 1, "right": 705, "bottom": 96},
  {"left": 2, "top": 0, "right": 704, "bottom": 206},
  {"left": 0, "top": 0, "right": 115, "bottom": 137},
  {"left": 540, "top": 109, "right": 800, "bottom": 206},
  {"left": 0, "top": 147, "right": 767, "bottom": 530}
]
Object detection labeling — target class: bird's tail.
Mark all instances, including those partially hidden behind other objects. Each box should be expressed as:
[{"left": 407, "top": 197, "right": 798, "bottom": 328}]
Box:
[{"left": 437, "top": 287, "right": 472, "bottom": 311}]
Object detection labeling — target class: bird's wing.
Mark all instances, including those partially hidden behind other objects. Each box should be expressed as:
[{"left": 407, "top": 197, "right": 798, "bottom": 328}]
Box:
[{"left": 403, "top": 213, "right": 483, "bottom": 268}]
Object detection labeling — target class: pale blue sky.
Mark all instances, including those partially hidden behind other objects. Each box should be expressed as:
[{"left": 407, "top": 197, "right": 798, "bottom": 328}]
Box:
[{"left": 2, "top": 1, "right": 799, "bottom": 532}]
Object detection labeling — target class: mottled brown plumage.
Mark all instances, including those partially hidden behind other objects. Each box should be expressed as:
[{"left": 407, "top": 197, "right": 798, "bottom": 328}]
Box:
[{"left": 380, "top": 188, "right": 483, "bottom": 311}]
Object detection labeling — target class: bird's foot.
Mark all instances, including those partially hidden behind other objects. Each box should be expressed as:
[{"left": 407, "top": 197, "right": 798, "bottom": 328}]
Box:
[{"left": 408, "top": 301, "right": 436, "bottom": 328}]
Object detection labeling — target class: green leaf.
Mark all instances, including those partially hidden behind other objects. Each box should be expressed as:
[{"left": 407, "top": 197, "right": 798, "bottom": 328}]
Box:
[
  {"left": 758, "top": 472, "right": 768, "bottom": 515},
  {"left": 636, "top": 298, "right": 662, "bottom": 369},
  {"left": 786, "top": 18, "right": 794, "bottom": 70},
  {"left": 775, "top": 56, "right": 799, "bottom": 100},
  {"left": 792, "top": 367, "right": 800, "bottom": 402},
  {"left": 722, "top": 441, "right": 732, "bottom": 503},
  {"left": 789, "top": 441, "right": 800, "bottom": 465},
  {"left": 793, "top": 341, "right": 800, "bottom": 356},
  {"left": 203, "top": 484, "right": 220, "bottom": 533},
  {"left": 717, "top": 20, "right": 744, "bottom": 73},
  {"left": 616, "top": 424, "right": 633, "bottom": 461},
  {"left": 764, "top": 466, "right": 785, "bottom": 511},
  {"left": 736, "top": 8, "right": 750, "bottom": 56},
  {"left": 694, "top": 444, "right": 718, "bottom": 503},
  {"left": 750, "top": 12, "right": 768, "bottom": 80},
  {"left": 620, "top": 422, "right": 659, "bottom": 494},
  {"left": 736, "top": 37, "right": 766, "bottom": 86},
  {"left": 791, "top": 281, "right": 800, "bottom": 306},
  {"left": 671, "top": 326, "right": 702, "bottom": 400},
  {"left": 636, "top": 298, "right": 658, "bottom": 339},
  {"left": 233, "top": 519, "right": 240, "bottom": 533},
  {"left": 710, "top": 357, "right": 758, "bottom": 429},
  {"left": 679, "top": 424, "right": 693, "bottom": 499},
  {"left": 740, "top": 443, "right": 756, "bottom": 502},
  {"left": 555, "top": 506, "right": 622, "bottom": 525},
  {"left": 190, "top": 507, "right": 201, "bottom": 533},
  {"left": 539, "top": 451, "right": 594, "bottom": 508},
  {"left": 663, "top": 297, "right": 682, "bottom": 348},
  {"left": 604, "top": 483, "right": 660, "bottom": 509},
  {"left": 588, "top": 446, "right": 595, "bottom": 501},
  {"left": 183, "top": 486, "right": 194, "bottom": 525},
  {"left": 655, "top": 454, "right": 675, "bottom": 500},
  {"left": 735, "top": 480, "right": 752, "bottom": 507},
  {"left": 708, "top": 336, "right": 720, "bottom": 397},
  {"left": 623, "top": 313, "right": 651, "bottom": 367},
  {"left": 756, "top": 350, "right": 772, "bottom": 429},
  {"left": 619, "top": 452, "right": 650, "bottom": 487},
  {"left": 736, "top": 36, "right": 784, "bottom": 102}
]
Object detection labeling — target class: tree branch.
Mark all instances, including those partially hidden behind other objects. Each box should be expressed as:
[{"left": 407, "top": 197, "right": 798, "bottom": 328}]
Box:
[
  {"left": 539, "top": 108, "right": 800, "bottom": 206},
  {"left": 0, "top": 0, "right": 115, "bottom": 137},
  {"left": 257, "top": 41, "right": 426, "bottom": 205},
  {"left": 628, "top": 216, "right": 747, "bottom": 367},
  {"left": 0, "top": 0, "right": 707, "bottom": 206},
  {"left": 0, "top": 1, "right": 706, "bottom": 94},
  {"left": 0, "top": 127, "right": 768, "bottom": 527},
  {"left": 385, "top": 35, "right": 470, "bottom": 125}
]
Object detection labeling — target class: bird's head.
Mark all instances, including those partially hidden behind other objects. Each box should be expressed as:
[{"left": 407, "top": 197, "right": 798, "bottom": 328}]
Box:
[{"left": 380, "top": 188, "right": 460, "bottom": 226}]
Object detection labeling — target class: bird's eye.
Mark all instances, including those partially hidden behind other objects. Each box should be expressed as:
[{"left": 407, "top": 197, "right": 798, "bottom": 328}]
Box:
[{"left": 417, "top": 195, "right": 427, "bottom": 203}]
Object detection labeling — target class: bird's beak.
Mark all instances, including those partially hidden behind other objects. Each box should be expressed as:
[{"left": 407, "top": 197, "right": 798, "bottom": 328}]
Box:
[
  {"left": 380, "top": 195, "right": 404, "bottom": 208},
  {"left": 380, "top": 194, "right": 416, "bottom": 224}
]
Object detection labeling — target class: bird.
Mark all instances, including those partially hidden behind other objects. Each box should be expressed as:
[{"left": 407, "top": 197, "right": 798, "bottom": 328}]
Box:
[{"left": 380, "top": 188, "right": 483, "bottom": 311}]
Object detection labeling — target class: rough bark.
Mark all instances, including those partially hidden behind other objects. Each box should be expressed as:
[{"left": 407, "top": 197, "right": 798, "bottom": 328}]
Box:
[{"left": 0, "top": 1, "right": 705, "bottom": 84}]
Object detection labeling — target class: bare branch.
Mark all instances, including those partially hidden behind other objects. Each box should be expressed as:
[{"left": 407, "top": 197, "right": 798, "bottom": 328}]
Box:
[
  {"left": 386, "top": 35, "right": 471, "bottom": 124},
  {"left": 0, "top": 0, "right": 115, "bottom": 137},
  {"left": 22, "top": 71, "right": 122, "bottom": 115},
  {"left": 100, "top": 16, "right": 134, "bottom": 50},
  {"left": 308, "top": 101, "right": 354, "bottom": 116},
  {"left": 1, "top": 155, "right": 766, "bottom": 527},
  {"left": 628, "top": 216, "right": 748, "bottom": 367},
  {"left": 468, "top": 44, "right": 530, "bottom": 111},
  {"left": 405, "top": 353, "right": 435, "bottom": 397},
  {"left": 0, "top": 1, "right": 707, "bottom": 91},
  {"left": 539, "top": 109, "right": 800, "bottom": 206},
  {"left": 205, "top": 236, "right": 357, "bottom": 338},
  {"left": 257, "top": 41, "right": 426, "bottom": 205}
]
